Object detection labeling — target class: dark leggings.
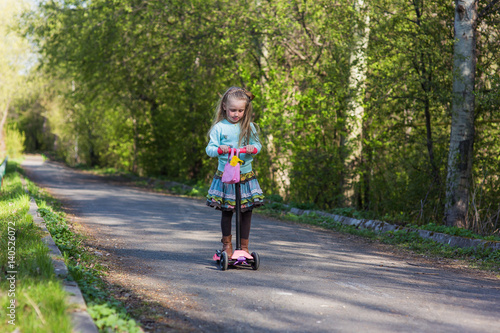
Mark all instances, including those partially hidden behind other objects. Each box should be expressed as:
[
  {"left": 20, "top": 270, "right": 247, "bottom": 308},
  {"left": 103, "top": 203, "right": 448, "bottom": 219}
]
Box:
[{"left": 221, "top": 210, "right": 252, "bottom": 239}]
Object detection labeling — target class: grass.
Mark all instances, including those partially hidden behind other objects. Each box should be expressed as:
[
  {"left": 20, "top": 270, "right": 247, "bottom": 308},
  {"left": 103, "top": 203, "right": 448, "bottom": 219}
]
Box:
[
  {"left": 24, "top": 177, "right": 142, "bottom": 333},
  {"left": 407, "top": 222, "right": 500, "bottom": 242},
  {"left": 0, "top": 160, "right": 72, "bottom": 333}
]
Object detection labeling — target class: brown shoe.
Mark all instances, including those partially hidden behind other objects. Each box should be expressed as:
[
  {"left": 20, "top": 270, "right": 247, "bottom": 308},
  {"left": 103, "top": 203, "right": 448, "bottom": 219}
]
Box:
[
  {"left": 221, "top": 235, "right": 233, "bottom": 258},
  {"left": 241, "top": 238, "right": 250, "bottom": 253}
]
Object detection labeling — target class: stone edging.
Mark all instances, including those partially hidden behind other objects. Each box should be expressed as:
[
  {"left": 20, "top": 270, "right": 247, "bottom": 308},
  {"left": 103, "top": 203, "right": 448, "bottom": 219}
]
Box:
[
  {"left": 21, "top": 177, "right": 98, "bottom": 333},
  {"left": 288, "top": 207, "right": 500, "bottom": 252}
]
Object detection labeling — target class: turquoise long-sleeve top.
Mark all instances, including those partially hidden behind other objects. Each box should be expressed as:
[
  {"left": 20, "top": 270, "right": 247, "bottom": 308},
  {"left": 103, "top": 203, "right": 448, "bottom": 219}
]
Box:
[{"left": 206, "top": 119, "right": 262, "bottom": 174}]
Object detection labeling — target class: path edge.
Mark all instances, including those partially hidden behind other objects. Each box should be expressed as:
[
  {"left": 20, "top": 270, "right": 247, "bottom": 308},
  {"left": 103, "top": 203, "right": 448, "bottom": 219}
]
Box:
[{"left": 287, "top": 207, "right": 500, "bottom": 252}]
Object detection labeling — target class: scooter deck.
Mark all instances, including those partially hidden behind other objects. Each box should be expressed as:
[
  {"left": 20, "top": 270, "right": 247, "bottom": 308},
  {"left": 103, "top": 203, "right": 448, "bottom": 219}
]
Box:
[
  {"left": 214, "top": 249, "right": 260, "bottom": 270},
  {"left": 213, "top": 250, "right": 254, "bottom": 261}
]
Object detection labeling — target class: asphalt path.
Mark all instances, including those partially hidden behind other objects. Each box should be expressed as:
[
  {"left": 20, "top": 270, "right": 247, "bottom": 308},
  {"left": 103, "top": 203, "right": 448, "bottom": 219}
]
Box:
[{"left": 22, "top": 155, "right": 500, "bottom": 333}]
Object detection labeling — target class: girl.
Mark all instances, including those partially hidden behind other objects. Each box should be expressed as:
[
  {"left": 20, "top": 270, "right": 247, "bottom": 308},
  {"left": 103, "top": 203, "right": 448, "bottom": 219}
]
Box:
[{"left": 206, "top": 86, "right": 265, "bottom": 258}]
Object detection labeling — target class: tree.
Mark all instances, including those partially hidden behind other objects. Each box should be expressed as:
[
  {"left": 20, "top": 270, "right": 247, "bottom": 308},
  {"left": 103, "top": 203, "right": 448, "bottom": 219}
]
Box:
[
  {"left": 0, "top": 0, "right": 32, "bottom": 152},
  {"left": 363, "top": 0, "right": 453, "bottom": 220},
  {"left": 445, "top": 0, "right": 500, "bottom": 228},
  {"left": 342, "top": 0, "right": 370, "bottom": 207}
]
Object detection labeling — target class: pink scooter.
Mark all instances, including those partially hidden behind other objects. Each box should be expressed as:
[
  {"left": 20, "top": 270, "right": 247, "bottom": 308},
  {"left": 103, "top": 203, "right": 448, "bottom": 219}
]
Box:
[{"left": 213, "top": 147, "right": 260, "bottom": 271}]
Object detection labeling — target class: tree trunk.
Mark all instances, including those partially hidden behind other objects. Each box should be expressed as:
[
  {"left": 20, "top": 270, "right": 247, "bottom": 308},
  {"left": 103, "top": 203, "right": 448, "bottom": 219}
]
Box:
[
  {"left": 343, "top": 0, "right": 370, "bottom": 206},
  {"left": 423, "top": 94, "right": 441, "bottom": 186},
  {"left": 0, "top": 99, "right": 10, "bottom": 154},
  {"left": 445, "top": 0, "right": 477, "bottom": 228},
  {"left": 132, "top": 116, "right": 138, "bottom": 174},
  {"left": 255, "top": 3, "right": 291, "bottom": 199}
]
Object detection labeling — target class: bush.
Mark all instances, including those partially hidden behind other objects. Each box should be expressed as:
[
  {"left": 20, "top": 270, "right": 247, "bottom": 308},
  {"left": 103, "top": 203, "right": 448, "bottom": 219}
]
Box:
[{"left": 5, "top": 123, "right": 26, "bottom": 158}]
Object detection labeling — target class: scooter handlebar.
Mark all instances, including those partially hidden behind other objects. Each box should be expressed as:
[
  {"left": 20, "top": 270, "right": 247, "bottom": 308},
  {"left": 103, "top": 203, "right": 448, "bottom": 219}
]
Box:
[{"left": 217, "top": 147, "right": 258, "bottom": 155}]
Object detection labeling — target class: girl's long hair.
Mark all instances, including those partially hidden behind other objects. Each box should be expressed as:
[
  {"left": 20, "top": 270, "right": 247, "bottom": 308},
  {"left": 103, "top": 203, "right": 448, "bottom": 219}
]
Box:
[{"left": 208, "top": 86, "right": 260, "bottom": 147}]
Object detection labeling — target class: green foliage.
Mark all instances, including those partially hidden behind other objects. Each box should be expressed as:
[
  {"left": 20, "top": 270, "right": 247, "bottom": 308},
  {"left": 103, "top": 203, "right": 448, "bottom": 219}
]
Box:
[
  {"left": 328, "top": 206, "right": 378, "bottom": 221},
  {"left": 266, "top": 194, "right": 283, "bottom": 203},
  {"left": 363, "top": 0, "right": 454, "bottom": 222},
  {"left": 5, "top": 123, "right": 26, "bottom": 158},
  {"left": 88, "top": 304, "right": 142, "bottom": 333},
  {"left": 289, "top": 201, "right": 317, "bottom": 210},
  {"left": 12, "top": 0, "right": 500, "bottom": 235}
]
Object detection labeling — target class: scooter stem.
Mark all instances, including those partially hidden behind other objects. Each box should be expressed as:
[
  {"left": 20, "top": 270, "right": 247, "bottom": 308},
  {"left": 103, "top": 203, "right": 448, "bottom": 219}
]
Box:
[{"left": 235, "top": 182, "right": 242, "bottom": 250}]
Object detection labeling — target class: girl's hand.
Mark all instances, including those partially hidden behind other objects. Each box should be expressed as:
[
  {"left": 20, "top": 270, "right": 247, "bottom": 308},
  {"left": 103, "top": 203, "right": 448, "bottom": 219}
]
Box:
[
  {"left": 245, "top": 145, "right": 255, "bottom": 154},
  {"left": 219, "top": 145, "right": 230, "bottom": 154}
]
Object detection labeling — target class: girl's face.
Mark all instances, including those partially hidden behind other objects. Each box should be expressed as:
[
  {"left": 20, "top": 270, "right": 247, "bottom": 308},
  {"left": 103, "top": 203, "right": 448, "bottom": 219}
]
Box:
[{"left": 224, "top": 97, "right": 246, "bottom": 124}]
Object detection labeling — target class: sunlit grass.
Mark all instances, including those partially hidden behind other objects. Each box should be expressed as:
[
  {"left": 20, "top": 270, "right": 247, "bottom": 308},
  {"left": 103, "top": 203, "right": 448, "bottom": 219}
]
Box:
[
  {"left": 0, "top": 278, "right": 71, "bottom": 333},
  {"left": 0, "top": 161, "right": 72, "bottom": 332}
]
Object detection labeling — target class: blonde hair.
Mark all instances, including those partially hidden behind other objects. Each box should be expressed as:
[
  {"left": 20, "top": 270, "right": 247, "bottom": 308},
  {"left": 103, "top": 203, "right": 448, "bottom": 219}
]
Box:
[{"left": 208, "top": 86, "right": 260, "bottom": 147}]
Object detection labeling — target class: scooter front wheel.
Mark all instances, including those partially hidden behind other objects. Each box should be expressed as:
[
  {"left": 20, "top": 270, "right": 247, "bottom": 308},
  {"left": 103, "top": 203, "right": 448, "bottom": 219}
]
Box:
[
  {"left": 251, "top": 252, "right": 260, "bottom": 270},
  {"left": 219, "top": 251, "right": 228, "bottom": 271}
]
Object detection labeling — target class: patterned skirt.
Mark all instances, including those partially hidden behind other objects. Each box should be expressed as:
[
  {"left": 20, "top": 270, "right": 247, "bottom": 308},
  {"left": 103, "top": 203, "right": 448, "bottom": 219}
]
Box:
[{"left": 206, "top": 170, "right": 265, "bottom": 212}]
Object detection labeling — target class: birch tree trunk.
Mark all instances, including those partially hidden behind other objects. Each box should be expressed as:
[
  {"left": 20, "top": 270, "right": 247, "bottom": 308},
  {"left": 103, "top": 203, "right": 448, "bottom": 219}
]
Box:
[
  {"left": 445, "top": 0, "right": 478, "bottom": 228},
  {"left": 343, "top": 0, "right": 370, "bottom": 206},
  {"left": 261, "top": 38, "right": 291, "bottom": 198},
  {"left": 256, "top": 0, "right": 291, "bottom": 198}
]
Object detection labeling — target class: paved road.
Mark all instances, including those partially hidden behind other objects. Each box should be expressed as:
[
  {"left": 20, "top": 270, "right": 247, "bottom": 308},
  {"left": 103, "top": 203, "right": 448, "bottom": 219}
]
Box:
[{"left": 22, "top": 156, "right": 500, "bottom": 333}]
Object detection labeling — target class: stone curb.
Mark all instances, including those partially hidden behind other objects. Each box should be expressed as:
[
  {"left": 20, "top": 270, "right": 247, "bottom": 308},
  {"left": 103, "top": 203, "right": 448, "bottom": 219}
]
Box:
[
  {"left": 22, "top": 177, "right": 99, "bottom": 333},
  {"left": 288, "top": 207, "right": 500, "bottom": 252}
]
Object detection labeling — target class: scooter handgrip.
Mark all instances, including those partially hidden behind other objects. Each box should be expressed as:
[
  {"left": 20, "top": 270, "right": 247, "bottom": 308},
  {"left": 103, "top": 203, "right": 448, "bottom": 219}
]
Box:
[
  {"left": 240, "top": 147, "right": 259, "bottom": 154},
  {"left": 217, "top": 147, "right": 258, "bottom": 154}
]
